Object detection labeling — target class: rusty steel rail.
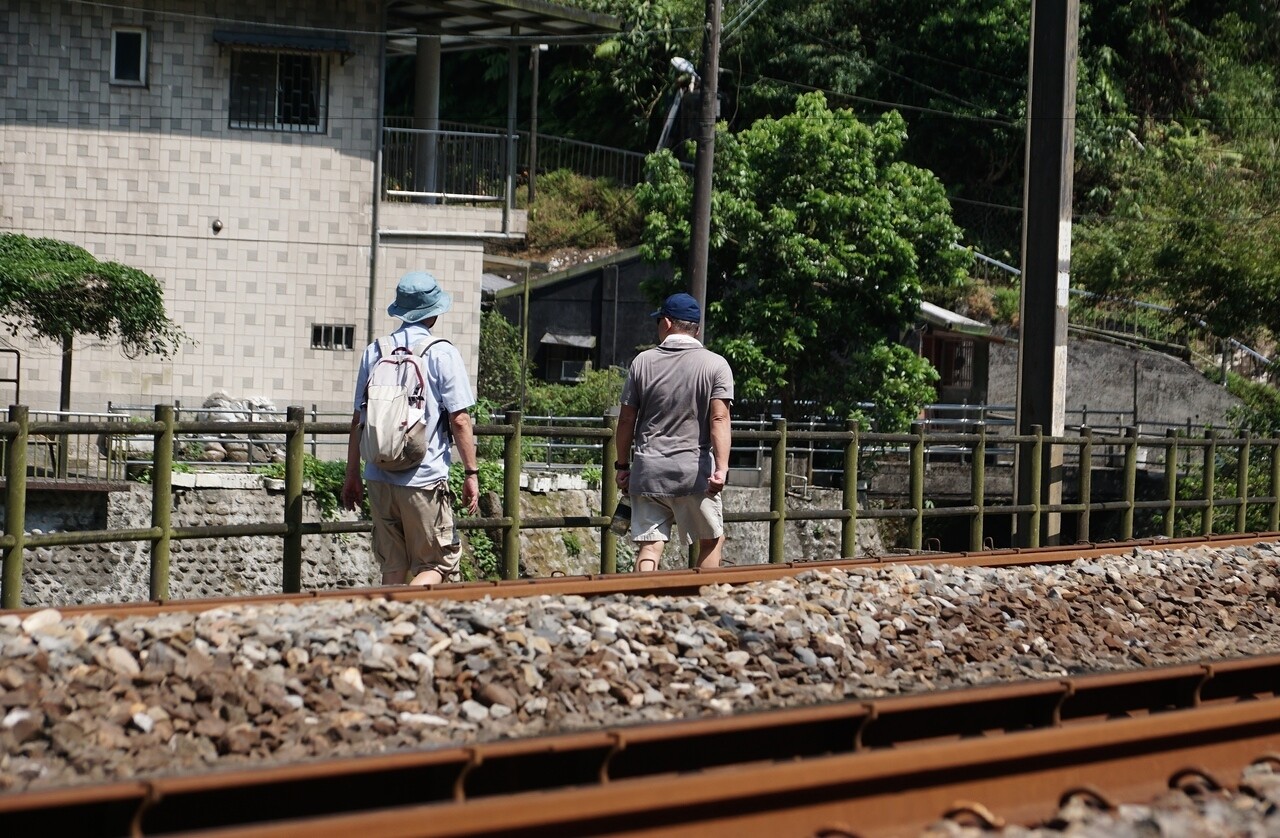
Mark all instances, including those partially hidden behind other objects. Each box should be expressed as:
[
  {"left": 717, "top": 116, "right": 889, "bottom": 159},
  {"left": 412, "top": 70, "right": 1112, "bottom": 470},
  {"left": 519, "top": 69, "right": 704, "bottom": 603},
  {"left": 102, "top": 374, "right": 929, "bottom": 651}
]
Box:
[
  {"left": 3, "top": 530, "right": 1277, "bottom": 620},
  {"left": 2, "top": 654, "right": 1279, "bottom": 836}
]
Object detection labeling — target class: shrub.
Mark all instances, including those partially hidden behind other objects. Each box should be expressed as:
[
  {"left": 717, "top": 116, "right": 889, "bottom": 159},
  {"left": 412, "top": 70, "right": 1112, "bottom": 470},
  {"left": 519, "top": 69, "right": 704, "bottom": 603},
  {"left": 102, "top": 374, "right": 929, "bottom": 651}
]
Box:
[{"left": 521, "top": 170, "right": 642, "bottom": 252}]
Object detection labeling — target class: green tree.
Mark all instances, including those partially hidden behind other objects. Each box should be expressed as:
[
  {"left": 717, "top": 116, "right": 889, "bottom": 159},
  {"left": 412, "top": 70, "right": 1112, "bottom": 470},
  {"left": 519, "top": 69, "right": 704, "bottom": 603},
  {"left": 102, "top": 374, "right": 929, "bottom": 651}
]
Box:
[
  {"left": 477, "top": 309, "right": 527, "bottom": 408},
  {"left": 0, "top": 234, "right": 186, "bottom": 409},
  {"left": 637, "top": 92, "right": 970, "bottom": 430}
]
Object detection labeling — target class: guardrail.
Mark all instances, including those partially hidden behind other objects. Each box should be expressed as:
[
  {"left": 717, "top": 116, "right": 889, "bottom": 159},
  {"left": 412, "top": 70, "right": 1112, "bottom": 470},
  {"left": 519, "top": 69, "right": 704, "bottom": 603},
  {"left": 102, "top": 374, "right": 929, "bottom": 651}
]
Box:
[
  {"left": 4, "top": 405, "right": 1279, "bottom": 608},
  {"left": 382, "top": 126, "right": 513, "bottom": 203}
]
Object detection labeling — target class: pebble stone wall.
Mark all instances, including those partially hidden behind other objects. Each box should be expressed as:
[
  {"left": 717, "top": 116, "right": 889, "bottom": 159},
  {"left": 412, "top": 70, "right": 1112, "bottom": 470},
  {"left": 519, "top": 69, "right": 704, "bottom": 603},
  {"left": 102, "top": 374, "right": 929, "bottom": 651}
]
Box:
[
  {"left": 2, "top": 540, "right": 1279, "bottom": 824},
  {"left": 15, "top": 485, "right": 886, "bottom": 607},
  {"left": 19, "top": 485, "right": 380, "bottom": 607}
]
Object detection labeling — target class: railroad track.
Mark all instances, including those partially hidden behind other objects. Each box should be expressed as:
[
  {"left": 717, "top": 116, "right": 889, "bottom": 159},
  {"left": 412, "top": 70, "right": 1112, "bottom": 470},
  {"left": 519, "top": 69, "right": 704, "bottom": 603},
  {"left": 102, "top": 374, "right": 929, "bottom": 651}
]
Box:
[
  {"left": 4, "top": 532, "right": 1279, "bottom": 836},
  {"left": 13, "top": 530, "right": 1278, "bottom": 619},
  {"left": 3, "top": 653, "right": 1279, "bottom": 836}
]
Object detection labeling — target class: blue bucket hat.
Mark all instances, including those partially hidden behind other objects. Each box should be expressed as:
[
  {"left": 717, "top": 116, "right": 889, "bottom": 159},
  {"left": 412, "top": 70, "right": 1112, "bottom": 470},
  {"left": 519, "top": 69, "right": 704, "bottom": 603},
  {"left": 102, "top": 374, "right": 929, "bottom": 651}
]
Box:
[
  {"left": 388, "top": 271, "right": 452, "bottom": 322},
  {"left": 651, "top": 292, "right": 702, "bottom": 323}
]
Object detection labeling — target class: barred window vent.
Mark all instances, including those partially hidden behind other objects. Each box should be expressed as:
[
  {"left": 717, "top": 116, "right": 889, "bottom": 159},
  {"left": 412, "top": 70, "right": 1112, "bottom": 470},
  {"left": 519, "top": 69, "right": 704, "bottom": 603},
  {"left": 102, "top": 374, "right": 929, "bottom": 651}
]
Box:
[{"left": 312, "top": 324, "right": 354, "bottom": 351}]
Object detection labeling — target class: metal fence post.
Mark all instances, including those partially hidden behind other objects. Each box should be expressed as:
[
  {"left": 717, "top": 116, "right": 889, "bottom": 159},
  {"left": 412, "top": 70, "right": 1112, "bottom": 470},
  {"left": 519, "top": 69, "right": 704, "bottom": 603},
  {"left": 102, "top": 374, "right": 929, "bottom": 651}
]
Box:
[
  {"left": 841, "top": 420, "right": 858, "bottom": 558},
  {"left": 2, "top": 406, "right": 28, "bottom": 609},
  {"left": 769, "top": 418, "right": 786, "bottom": 564},
  {"left": 1271, "top": 440, "right": 1280, "bottom": 533},
  {"left": 1121, "top": 426, "right": 1137, "bottom": 540},
  {"left": 309, "top": 403, "right": 318, "bottom": 459},
  {"left": 970, "top": 423, "right": 986, "bottom": 552},
  {"left": 1237, "top": 431, "right": 1251, "bottom": 534},
  {"left": 1028, "top": 425, "right": 1043, "bottom": 548},
  {"left": 150, "top": 404, "right": 174, "bottom": 601},
  {"left": 503, "top": 411, "right": 522, "bottom": 580},
  {"left": 1202, "top": 429, "right": 1216, "bottom": 536},
  {"left": 601, "top": 414, "right": 618, "bottom": 574},
  {"left": 1164, "top": 429, "right": 1178, "bottom": 538},
  {"left": 909, "top": 422, "right": 925, "bottom": 551},
  {"left": 283, "top": 405, "right": 305, "bottom": 593},
  {"left": 1078, "top": 427, "right": 1093, "bottom": 543}
]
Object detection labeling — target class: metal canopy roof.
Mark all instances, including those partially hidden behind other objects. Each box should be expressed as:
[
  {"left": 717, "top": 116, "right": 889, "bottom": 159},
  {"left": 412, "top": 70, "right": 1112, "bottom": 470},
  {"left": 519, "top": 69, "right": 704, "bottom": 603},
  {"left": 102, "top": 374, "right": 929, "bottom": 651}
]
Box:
[
  {"left": 387, "top": 0, "right": 620, "bottom": 51},
  {"left": 540, "top": 332, "right": 598, "bottom": 349}
]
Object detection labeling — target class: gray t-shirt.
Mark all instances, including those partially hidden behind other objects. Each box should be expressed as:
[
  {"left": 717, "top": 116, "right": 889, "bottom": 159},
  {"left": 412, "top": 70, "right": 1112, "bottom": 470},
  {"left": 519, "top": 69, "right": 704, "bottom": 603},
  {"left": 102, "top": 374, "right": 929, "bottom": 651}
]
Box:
[{"left": 620, "top": 336, "right": 734, "bottom": 497}]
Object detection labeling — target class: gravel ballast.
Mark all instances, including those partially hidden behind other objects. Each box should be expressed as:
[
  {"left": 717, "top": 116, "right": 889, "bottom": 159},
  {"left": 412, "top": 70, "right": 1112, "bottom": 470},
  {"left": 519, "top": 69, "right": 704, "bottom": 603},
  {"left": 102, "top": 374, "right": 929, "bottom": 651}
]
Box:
[{"left": 3, "top": 541, "right": 1280, "bottom": 815}]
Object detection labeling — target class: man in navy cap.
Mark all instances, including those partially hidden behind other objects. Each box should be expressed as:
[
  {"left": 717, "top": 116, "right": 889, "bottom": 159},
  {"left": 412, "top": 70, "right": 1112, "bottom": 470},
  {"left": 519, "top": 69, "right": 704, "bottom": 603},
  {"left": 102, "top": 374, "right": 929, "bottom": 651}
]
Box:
[
  {"left": 342, "top": 271, "right": 480, "bottom": 586},
  {"left": 614, "top": 292, "right": 735, "bottom": 571}
]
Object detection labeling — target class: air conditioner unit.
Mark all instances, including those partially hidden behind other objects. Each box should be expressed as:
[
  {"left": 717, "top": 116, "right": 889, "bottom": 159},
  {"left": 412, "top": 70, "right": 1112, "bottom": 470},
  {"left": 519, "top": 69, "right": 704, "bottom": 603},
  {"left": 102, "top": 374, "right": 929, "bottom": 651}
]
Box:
[{"left": 559, "top": 360, "right": 587, "bottom": 382}]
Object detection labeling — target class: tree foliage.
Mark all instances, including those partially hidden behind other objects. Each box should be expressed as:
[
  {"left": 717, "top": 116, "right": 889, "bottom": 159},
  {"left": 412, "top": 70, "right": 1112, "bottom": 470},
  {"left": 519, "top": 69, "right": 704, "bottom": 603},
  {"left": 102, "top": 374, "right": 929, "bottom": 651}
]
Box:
[
  {"left": 477, "top": 310, "right": 527, "bottom": 408},
  {"left": 0, "top": 234, "right": 185, "bottom": 357},
  {"left": 637, "top": 92, "right": 970, "bottom": 430}
]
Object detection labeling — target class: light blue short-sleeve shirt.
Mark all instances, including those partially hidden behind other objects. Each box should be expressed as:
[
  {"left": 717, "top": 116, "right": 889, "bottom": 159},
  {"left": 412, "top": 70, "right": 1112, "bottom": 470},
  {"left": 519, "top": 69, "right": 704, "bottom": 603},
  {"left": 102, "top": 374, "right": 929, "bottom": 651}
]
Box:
[{"left": 352, "top": 323, "right": 475, "bottom": 487}]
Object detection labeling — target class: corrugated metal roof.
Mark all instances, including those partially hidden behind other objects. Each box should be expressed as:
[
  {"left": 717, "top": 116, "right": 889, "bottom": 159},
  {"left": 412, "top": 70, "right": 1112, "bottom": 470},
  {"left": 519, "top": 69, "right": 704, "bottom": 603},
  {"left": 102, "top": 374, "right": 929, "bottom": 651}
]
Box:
[
  {"left": 540, "top": 332, "right": 597, "bottom": 348},
  {"left": 212, "top": 29, "right": 355, "bottom": 56},
  {"left": 919, "top": 301, "right": 992, "bottom": 337},
  {"left": 387, "top": 0, "right": 620, "bottom": 52}
]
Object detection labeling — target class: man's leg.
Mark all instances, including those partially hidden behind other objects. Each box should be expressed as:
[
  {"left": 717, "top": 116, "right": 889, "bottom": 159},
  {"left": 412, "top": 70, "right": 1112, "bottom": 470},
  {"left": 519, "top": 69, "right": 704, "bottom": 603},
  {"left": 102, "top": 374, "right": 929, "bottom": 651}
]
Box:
[
  {"left": 367, "top": 481, "right": 411, "bottom": 585},
  {"left": 635, "top": 540, "right": 664, "bottom": 572},
  {"left": 672, "top": 494, "right": 725, "bottom": 570},
  {"left": 402, "top": 482, "right": 461, "bottom": 586},
  {"left": 631, "top": 495, "right": 674, "bottom": 572},
  {"left": 697, "top": 536, "right": 724, "bottom": 568}
]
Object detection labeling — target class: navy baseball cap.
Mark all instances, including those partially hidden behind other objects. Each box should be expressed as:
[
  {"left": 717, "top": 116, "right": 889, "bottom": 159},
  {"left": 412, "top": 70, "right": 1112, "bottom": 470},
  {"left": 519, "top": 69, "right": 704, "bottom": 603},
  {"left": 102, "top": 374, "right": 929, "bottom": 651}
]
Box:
[{"left": 651, "top": 292, "right": 702, "bottom": 323}]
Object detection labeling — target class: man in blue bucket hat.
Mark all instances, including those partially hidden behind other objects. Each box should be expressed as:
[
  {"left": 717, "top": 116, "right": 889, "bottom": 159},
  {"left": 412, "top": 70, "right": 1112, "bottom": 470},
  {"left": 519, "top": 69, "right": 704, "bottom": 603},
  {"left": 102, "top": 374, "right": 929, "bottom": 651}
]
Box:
[
  {"left": 614, "top": 292, "right": 734, "bottom": 571},
  {"left": 342, "top": 271, "right": 480, "bottom": 586}
]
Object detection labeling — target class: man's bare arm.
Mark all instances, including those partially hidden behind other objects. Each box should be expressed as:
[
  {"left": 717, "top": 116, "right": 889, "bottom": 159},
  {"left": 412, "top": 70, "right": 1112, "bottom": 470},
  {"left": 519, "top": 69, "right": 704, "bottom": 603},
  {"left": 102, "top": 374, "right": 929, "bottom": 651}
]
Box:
[
  {"left": 450, "top": 409, "right": 480, "bottom": 514},
  {"left": 615, "top": 403, "right": 638, "bottom": 491},
  {"left": 341, "top": 411, "right": 363, "bottom": 510},
  {"left": 707, "top": 398, "right": 731, "bottom": 495}
]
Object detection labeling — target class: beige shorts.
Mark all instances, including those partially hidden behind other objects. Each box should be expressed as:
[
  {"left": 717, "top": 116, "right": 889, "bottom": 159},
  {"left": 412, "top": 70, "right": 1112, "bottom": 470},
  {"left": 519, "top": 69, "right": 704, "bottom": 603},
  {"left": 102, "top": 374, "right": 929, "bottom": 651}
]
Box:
[
  {"left": 367, "top": 480, "right": 461, "bottom": 583},
  {"left": 632, "top": 493, "right": 723, "bottom": 545}
]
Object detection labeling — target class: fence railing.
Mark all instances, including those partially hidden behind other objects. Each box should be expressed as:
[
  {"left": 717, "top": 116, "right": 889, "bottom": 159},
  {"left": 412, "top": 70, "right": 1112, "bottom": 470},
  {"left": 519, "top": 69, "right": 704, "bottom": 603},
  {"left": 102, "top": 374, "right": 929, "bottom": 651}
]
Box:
[
  {"left": 4, "top": 405, "right": 1280, "bottom": 608},
  {"left": 383, "top": 118, "right": 649, "bottom": 188},
  {"left": 381, "top": 126, "right": 513, "bottom": 204}
]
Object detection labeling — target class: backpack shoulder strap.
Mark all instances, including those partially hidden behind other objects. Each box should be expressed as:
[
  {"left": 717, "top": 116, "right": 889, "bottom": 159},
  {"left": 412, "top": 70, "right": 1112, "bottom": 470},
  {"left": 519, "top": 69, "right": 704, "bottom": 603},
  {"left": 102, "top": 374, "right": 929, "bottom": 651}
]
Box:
[{"left": 410, "top": 336, "right": 452, "bottom": 358}]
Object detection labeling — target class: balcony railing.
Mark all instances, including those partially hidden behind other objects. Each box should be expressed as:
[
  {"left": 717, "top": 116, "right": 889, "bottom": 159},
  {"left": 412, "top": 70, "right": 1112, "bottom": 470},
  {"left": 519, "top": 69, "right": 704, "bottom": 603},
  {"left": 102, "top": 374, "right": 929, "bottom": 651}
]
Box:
[
  {"left": 381, "top": 126, "right": 513, "bottom": 204},
  {"left": 381, "top": 119, "right": 650, "bottom": 203}
]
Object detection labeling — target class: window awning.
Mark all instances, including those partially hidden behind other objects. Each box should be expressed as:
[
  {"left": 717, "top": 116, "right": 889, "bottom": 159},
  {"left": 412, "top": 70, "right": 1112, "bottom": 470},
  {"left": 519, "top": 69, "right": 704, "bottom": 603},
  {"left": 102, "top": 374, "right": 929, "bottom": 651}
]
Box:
[
  {"left": 213, "top": 29, "right": 355, "bottom": 57},
  {"left": 540, "top": 332, "right": 597, "bottom": 349}
]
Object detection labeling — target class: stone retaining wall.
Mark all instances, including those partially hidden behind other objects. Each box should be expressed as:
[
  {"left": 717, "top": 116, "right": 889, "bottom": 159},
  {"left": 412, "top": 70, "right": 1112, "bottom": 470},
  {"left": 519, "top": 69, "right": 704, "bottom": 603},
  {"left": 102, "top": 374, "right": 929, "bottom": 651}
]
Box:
[{"left": 13, "top": 480, "right": 885, "bottom": 607}]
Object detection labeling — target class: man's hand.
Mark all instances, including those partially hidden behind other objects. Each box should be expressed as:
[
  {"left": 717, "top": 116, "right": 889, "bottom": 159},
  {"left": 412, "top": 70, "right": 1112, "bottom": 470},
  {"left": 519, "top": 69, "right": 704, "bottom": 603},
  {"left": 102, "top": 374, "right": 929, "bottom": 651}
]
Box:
[
  {"left": 462, "top": 473, "right": 480, "bottom": 515},
  {"left": 707, "top": 468, "right": 727, "bottom": 496},
  {"left": 341, "top": 474, "right": 364, "bottom": 511},
  {"left": 615, "top": 470, "right": 631, "bottom": 491}
]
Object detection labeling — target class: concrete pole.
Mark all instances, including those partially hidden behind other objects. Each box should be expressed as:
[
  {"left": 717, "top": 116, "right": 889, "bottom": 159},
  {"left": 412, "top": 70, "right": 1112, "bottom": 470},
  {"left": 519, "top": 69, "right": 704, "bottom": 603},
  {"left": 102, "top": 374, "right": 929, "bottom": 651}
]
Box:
[
  {"left": 688, "top": 0, "right": 721, "bottom": 337},
  {"left": 1013, "top": 0, "right": 1079, "bottom": 546},
  {"left": 503, "top": 27, "right": 521, "bottom": 237},
  {"left": 414, "top": 33, "right": 441, "bottom": 202}
]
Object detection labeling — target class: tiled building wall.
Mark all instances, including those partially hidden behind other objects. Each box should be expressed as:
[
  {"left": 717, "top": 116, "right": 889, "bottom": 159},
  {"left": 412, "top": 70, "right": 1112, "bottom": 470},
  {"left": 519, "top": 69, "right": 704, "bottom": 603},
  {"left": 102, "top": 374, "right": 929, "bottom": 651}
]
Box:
[{"left": 0, "top": 0, "right": 495, "bottom": 416}]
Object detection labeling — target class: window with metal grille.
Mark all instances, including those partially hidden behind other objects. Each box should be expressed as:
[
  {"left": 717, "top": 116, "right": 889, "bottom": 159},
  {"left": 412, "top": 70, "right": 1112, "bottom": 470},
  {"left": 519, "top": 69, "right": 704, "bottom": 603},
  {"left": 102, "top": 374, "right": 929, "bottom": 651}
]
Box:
[
  {"left": 230, "top": 49, "right": 328, "bottom": 133},
  {"left": 111, "top": 28, "right": 148, "bottom": 85},
  {"left": 311, "top": 324, "right": 354, "bottom": 351}
]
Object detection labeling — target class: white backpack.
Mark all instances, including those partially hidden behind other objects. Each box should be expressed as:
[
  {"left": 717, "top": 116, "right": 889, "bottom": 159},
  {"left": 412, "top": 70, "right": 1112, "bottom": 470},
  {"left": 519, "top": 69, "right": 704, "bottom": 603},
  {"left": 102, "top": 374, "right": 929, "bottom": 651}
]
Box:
[{"left": 359, "top": 336, "right": 451, "bottom": 471}]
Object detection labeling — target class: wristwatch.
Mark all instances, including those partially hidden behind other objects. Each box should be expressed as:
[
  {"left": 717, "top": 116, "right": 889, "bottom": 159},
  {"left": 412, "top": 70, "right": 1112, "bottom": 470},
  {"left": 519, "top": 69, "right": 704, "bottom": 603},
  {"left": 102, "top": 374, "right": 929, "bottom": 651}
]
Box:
[
  {"left": 464, "top": 468, "right": 480, "bottom": 476},
  {"left": 614, "top": 462, "right": 630, "bottom": 471}
]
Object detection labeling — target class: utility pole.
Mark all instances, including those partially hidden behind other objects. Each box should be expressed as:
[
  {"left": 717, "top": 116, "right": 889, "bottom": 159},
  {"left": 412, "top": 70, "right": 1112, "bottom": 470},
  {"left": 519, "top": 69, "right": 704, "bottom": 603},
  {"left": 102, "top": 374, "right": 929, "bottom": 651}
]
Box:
[
  {"left": 1014, "top": 0, "right": 1079, "bottom": 546},
  {"left": 688, "top": 0, "right": 721, "bottom": 336}
]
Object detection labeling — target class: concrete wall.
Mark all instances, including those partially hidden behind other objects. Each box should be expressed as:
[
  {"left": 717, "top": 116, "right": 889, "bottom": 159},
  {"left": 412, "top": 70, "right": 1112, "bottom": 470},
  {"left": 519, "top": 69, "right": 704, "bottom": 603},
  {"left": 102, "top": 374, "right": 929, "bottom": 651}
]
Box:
[
  {"left": 0, "top": 0, "right": 517, "bottom": 414},
  {"left": 988, "top": 337, "right": 1243, "bottom": 429}
]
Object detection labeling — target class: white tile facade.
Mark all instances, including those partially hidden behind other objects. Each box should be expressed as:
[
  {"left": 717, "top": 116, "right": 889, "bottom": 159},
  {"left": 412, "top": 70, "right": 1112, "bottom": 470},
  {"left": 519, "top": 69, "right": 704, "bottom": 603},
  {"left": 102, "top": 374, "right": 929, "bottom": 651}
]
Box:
[{"left": 1, "top": 0, "right": 520, "bottom": 414}]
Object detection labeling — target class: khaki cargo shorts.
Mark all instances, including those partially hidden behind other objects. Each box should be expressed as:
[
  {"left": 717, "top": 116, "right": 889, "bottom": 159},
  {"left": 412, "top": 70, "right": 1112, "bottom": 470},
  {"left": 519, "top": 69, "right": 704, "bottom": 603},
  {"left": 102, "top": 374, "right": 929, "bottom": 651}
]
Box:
[
  {"left": 367, "top": 480, "right": 461, "bottom": 583},
  {"left": 632, "top": 493, "right": 723, "bottom": 545}
]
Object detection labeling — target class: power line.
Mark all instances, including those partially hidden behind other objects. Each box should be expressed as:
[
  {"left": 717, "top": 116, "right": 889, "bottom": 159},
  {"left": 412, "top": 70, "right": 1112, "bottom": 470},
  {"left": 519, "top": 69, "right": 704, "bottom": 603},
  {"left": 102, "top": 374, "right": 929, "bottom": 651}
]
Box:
[{"left": 745, "top": 75, "right": 1021, "bottom": 128}]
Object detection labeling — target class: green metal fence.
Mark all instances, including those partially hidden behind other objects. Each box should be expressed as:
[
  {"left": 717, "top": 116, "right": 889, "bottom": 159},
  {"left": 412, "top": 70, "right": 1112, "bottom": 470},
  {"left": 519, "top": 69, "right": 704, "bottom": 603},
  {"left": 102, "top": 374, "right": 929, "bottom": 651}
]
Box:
[{"left": 3, "top": 405, "right": 1279, "bottom": 608}]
